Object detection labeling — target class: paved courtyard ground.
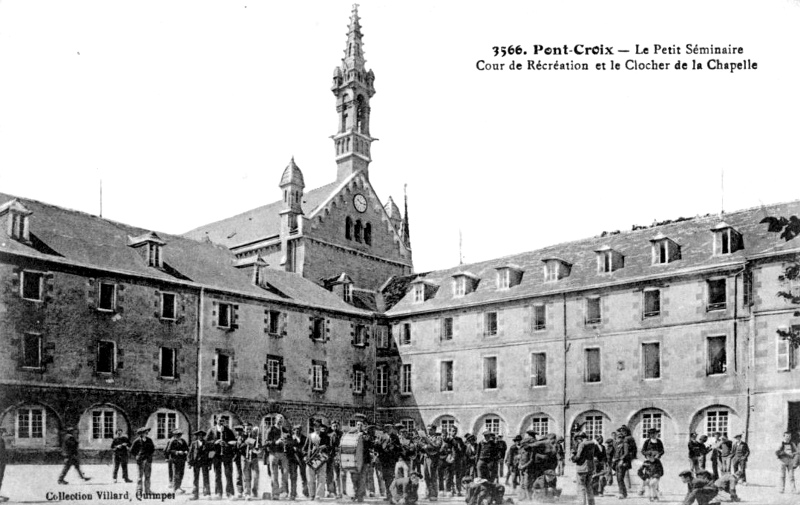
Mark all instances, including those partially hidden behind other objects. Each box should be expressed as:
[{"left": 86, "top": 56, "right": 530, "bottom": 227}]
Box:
[{"left": 0, "top": 462, "right": 796, "bottom": 504}]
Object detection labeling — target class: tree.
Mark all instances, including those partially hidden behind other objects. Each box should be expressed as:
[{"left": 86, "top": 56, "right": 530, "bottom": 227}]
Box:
[{"left": 761, "top": 216, "right": 800, "bottom": 347}]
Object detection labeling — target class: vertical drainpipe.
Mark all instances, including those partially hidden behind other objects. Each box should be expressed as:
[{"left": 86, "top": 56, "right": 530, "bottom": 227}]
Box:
[
  {"left": 731, "top": 266, "right": 746, "bottom": 441},
  {"left": 196, "top": 287, "right": 205, "bottom": 430},
  {"left": 562, "top": 292, "right": 569, "bottom": 441}
]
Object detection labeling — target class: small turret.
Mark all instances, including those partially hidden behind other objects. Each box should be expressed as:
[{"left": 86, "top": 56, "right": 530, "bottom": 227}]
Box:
[
  {"left": 384, "top": 196, "right": 402, "bottom": 232},
  {"left": 279, "top": 157, "right": 305, "bottom": 213}
]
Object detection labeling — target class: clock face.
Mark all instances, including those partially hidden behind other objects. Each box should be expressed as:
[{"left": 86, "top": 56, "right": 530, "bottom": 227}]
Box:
[{"left": 353, "top": 194, "right": 367, "bottom": 213}]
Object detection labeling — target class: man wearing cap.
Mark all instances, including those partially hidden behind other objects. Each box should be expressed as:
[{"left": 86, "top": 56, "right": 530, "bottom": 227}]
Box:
[
  {"left": 241, "top": 425, "right": 262, "bottom": 500},
  {"left": 57, "top": 427, "right": 91, "bottom": 485},
  {"left": 130, "top": 427, "right": 155, "bottom": 494},
  {"left": 556, "top": 437, "right": 566, "bottom": 477},
  {"left": 503, "top": 435, "right": 522, "bottom": 491},
  {"left": 285, "top": 424, "right": 307, "bottom": 499},
  {"left": 730, "top": 434, "right": 749, "bottom": 485},
  {"left": 688, "top": 433, "right": 707, "bottom": 476},
  {"left": 165, "top": 429, "right": 189, "bottom": 493},
  {"left": 389, "top": 470, "right": 421, "bottom": 505},
  {"left": 232, "top": 426, "right": 247, "bottom": 498},
  {"left": 395, "top": 425, "right": 413, "bottom": 480},
  {"left": 377, "top": 423, "right": 401, "bottom": 500},
  {"left": 0, "top": 427, "right": 8, "bottom": 502},
  {"left": 111, "top": 428, "right": 132, "bottom": 483},
  {"left": 420, "top": 423, "right": 443, "bottom": 501},
  {"left": 188, "top": 429, "right": 211, "bottom": 500},
  {"left": 206, "top": 417, "right": 237, "bottom": 499},
  {"left": 304, "top": 420, "right": 330, "bottom": 500},
  {"left": 443, "top": 425, "right": 466, "bottom": 497},
  {"left": 475, "top": 430, "right": 498, "bottom": 482},
  {"left": 679, "top": 469, "right": 717, "bottom": 505},
  {"left": 571, "top": 432, "right": 596, "bottom": 505},
  {"left": 517, "top": 432, "right": 536, "bottom": 500},
  {"left": 463, "top": 434, "right": 477, "bottom": 479},
  {"left": 638, "top": 428, "right": 664, "bottom": 496},
  {"left": 495, "top": 434, "right": 507, "bottom": 482},
  {"left": 532, "top": 469, "right": 561, "bottom": 501},
  {"left": 349, "top": 413, "right": 371, "bottom": 502},
  {"left": 612, "top": 430, "right": 631, "bottom": 499},
  {"left": 327, "top": 420, "right": 344, "bottom": 498}
]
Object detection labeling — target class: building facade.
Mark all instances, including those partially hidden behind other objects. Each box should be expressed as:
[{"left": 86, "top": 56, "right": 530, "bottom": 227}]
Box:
[{"left": 1, "top": 6, "right": 799, "bottom": 477}]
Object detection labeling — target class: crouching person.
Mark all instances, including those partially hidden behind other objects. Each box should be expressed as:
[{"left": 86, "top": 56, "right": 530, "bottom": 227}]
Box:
[
  {"left": 390, "top": 470, "right": 421, "bottom": 505},
  {"left": 188, "top": 430, "right": 211, "bottom": 501},
  {"left": 464, "top": 477, "right": 505, "bottom": 505},
  {"left": 679, "top": 469, "right": 718, "bottom": 505},
  {"left": 532, "top": 469, "right": 561, "bottom": 502}
]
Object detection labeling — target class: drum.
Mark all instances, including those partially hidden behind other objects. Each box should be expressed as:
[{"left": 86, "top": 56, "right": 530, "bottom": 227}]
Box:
[{"left": 340, "top": 432, "right": 364, "bottom": 471}]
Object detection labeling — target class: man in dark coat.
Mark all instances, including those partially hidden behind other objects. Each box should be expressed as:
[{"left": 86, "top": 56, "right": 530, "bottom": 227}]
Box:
[
  {"left": 444, "top": 426, "right": 466, "bottom": 496},
  {"left": 688, "top": 433, "right": 708, "bottom": 475},
  {"left": 206, "top": 417, "right": 236, "bottom": 499},
  {"left": 421, "top": 424, "right": 443, "bottom": 501},
  {"left": 378, "top": 423, "right": 401, "bottom": 499},
  {"left": 0, "top": 427, "right": 8, "bottom": 502},
  {"left": 475, "top": 431, "right": 498, "bottom": 482},
  {"left": 612, "top": 431, "right": 631, "bottom": 499},
  {"left": 776, "top": 431, "right": 798, "bottom": 494},
  {"left": 327, "top": 420, "right": 344, "bottom": 498},
  {"left": 730, "top": 434, "right": 750, "bottom": 485},
  {"left": 111, "top": 429, "right": 132, "bottom": 483},
  {"left": 571, "top": 432, "right": 596, "bottom": 505},
  {"left": 286, "top": 424, "right": 308, "bottom": 499},
  {"left": 130, "top": 426, "right": 155, "bottom": 494},
  {"left": 165, "top": 429, "right": 189, "bottom": 493},
  {"left": 188, "top": 429, "right": 211, "bottom": 500},
  {"left": 58, "top": 427, "right": 91, "bottom": 484}
]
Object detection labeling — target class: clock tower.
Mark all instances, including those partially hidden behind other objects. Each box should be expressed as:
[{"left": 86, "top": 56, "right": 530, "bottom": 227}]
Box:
[{"left": 332, "top": 4, "right": 376, "bottom": 182}]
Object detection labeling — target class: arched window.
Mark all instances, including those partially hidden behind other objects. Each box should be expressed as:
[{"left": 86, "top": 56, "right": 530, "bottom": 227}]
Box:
[
  {"left": 364, "top": 223, "right": 372, "bottom": 245},
  {"left": 345, "top": 217, "right": 353, "bottom": 240},
  {"left": 356, "top": 96, "right": 366, "bottom": 133},
  {"left": 354, "top": 220, "right": 363, "bottom": 242}
]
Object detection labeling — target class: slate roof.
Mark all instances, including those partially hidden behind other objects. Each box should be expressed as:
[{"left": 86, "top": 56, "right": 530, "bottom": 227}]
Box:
[
  {"left": 183, "top": 181, "right": 340, "bottom": 248},
  {"left": 386, "top": 200, "right": 800, "bottom": 316},
  {"left": 0, "top": 192, "right": 370, "bottom": 316}
]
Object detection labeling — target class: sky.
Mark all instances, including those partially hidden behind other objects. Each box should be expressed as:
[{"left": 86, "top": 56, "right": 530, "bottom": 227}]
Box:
[{"left": 1, "top": 0, "right": 798, "bottom": 273}]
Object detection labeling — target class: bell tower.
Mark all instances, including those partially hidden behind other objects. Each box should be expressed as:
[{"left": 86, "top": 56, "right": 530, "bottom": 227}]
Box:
[{"left": 331, "top": 4, "right": 376, "bottom": 182}]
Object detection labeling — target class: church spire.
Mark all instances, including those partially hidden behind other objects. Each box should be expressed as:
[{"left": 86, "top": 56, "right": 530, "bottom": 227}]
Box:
[
  {"left": 331, "top": 4, "right": 376, "bottom": 182},
  {"left": 402, "top": 184, "right": 411, "bottom": 248}
]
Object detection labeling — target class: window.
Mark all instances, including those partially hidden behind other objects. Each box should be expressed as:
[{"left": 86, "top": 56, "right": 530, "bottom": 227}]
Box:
[
  {"left": 344, "top": 283, "right": 353, "bottom": 303},
  {"left": 311, "top": 317, "right": 326, "bottom": 341},
  {"left": 707, "top": 279, "right": 727, "bottom": 311},
  {"left": 353, "top": 368, "right": 365, "bottom": 394},
  {"left": 777, "top": 327, "right": 798, "bottom": 371},
  {"left": 217, "top": 303, "right": 232, "bottom": 327},
  {"left": 453, "top": 277, "right": 466, "bottom": 297},
  {"left": 707, "top": 336, "right": 727, "bottom": 375},
  {"left": 376, "top": 326, "right": 389, "bottom": 348},
  {"left": 147, "top": 242, "right": 162, "bottom": 268},
  {"left": 497, "top": 269, "right": 510, "bottom": 289},
  {"left": 22, "top": 333, "right": 42, "bottom": 369},
  {"left": 160, "top": 293, "right": 176, "bottom": 320},
  {"left": 413, "top": 284, "right": 425, "bottom": 303},
  {"left": 267, "top": 310, "right": 281, "bottom": 335},
  {"left": 483, "top": 417, "right": 500, "bottom": 434},
  {"left": 267, "top": 356, "right": 282, "bottom": 388},
  {"left": 641, "top": 412, "right": 662, "bottom": 440},
  {"left": 440, "top": 418, "right": 456, "bottom": 433},
  {"left": 312, "top": 362, "right": 325, "bottom": 391},
  {"left": 364, "top": 223, "right": 372, "bottom": 246},
  {"left": 642, "top": 342, "right": 661, "bottom": 379},
  {"left": 156, "top": 412, "right": 177, "bottom": 440},
  {"left": 160, "top": 347, "right": 177, "bottom": 378},
  {"left": 353, "top": 325, "right": 368, "bottom": 346},
  {"left": 92, "top": 410, "right": 115, "bottom": 439},
  {"left": 98, "top": 282, "right": 116, "bottom": 311},
  {"left": 713, "top": 227, "right": 743, "bottom": 255},
  {"left": 586, "top": 297, "right": 602, "bottom": 325},
  {"left": 440, "top": 361, "right": 454, "bottom": 392},
  {"left": 400, "top": 419, "right": 415, "bottom": 432},
  {"left": 484, "top": 312, "right": 498, "bottom": 336},
  {"left": 10, "top": 211, "right": 28, "bottom": 240},
  {"left": 533, "top": 305, "right": 546, "bottom": 331},
  {"left": 21, "top": 271, "right": 43, "bottom": 301},
  {"left": 544, "top": 261, "right": 558, "bottom": 282},
  {"left": 441, "top": 317, "right": 454, "bottom": 340},
  {"left": 96, "top": 341, "right": 116, "bottom": 374},
  {"left": 354, "top": 220, "right": 363, "bottom": 242},
  {"left": 345, "top": 217, "right": 352, "bottom": 240},
  {"left": 644, "top": 289, "right": 661, "bottom": 318},
  {"left": 483, "top": 357, "right": 497, "bottom": 389},
  {"left": 17, "top": 408, "right": 44, "bottom": 439},
  {"left": 585, "top": 348, "right": 601, "bottom": 383},
  {"left": 651, "top": 236, "right": 681, "bottom": 265},
  {"left": 400, "top": 323, "right": 411, "bottom": 346},
  {"left": 584, "top": 415, "right": 603, "bottom": 440},
  {"left": 376, "top": 364, "right": 389, "bottom": 395},
  {"left": 401, "top": 363, "right": 412, "bottom": 394},
  {"left": 706, "top": 410, "right": 729, "bottom": 438},
  {"left": 531, "top": 353, "right": 546, "bottom": 387},
  {"left": 529, "top": 416, "right": 549, "bottom": 438},
  {"left": 216, "top": 353, "right": 231, "bottom": 383},
  {"left": 598, "top": 250, "right": 613, "bottom": 273}
]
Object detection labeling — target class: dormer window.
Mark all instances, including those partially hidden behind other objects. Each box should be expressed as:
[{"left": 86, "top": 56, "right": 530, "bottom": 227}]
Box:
[
  {"left": 343, "top": 283, "right": 353, "bottom": 303},
  {"left": 128, "top": 232, "right": 166, "bottom": 268},
  {"left": 452, "top": 273, "right": 478, "bottom": 297},
  {"left": 413, "top": 284, "right": 425, "bottom": 303},
  {"left": 495, "top": 266, "right": 523, "bottom": 290},
  {"left": 542, "top": 258, "right": 571, "bottom": 282},
  {"left": 596, "top": 246, "right": 624, "bottom": 273},
  {"left": 411, "top": 280, "right": 438, "bottom": 303},
  {"left": 711, "top": 222, "right": 743, "bottom": 255},
  {"left": 1, "top": 199, "right": 32, "bottom": 241},
  {"left": 650, "top": 234, "right": 681, "bottom": 265}
]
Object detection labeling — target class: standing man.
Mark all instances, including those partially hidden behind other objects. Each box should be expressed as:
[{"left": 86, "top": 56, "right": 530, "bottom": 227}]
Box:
[
  {"left": 304, "top": 421, "right": 330, "bottom": 500},
  {"left": 688, "top": 433, "right": 707, "bottom": 475},
  {"left": 0, "top": 427, "right": 8, "bottom": 502},
  {"left": 556, "top": 437, "right": 566, "bottom": 477},
  {"left": 130, "top": 427, "right": 154, "bottom": 494},
  {"left": 242, "top": 426, "right": 262, "bottom": 500},
  {"left": 571, "top": 432, "right": 596, "bottom": 505},
  {"left": 708, "top": 432, "right": 721, "bottom": 480},
  {"left": 349, "top": 413, "right": 371, "bottom": 503},
  {"left": 287, "top": 424, "right": 308, "bottom": 499},
  {"left": 495, "top": 434, "right": 508, "bottom": 482},
  {"left": 111, "top": 429, "right": 132, "bottom": 483},
  {"left": 265, "top": 415, "right": 290, "bottom": 500},
  {"left": 445, "top": 426, "right": 466, "bottom": 497},
  {"left": 378, "top": 424, "right": 400, "bottom": 500},
  {"left": 730, "top": 434, "right": 750, "bottom": 485},
  {"left": 503, "top": 436, "right": 522, "bottom": 491},
  {"left": 187, "top": 429, "right": 211, "bottom": 501},
  {"left": 421, "top": 424, "right": 443, "bottom": 501},
  {"left": 776, "top": 431, "right": 798, "bottom": 494},
  {"left": 206, "top": 417, "right": 236, "bottom": 499},
  {"left": 639, "top": 428, "right": 664, "bottom": 496},
  {"left": 165, "top": 429, "right": 189, "bottom": 494},
  {"left": 475, "top": 431, "right": 498, "bottom": 482},
  {"left": 232, "top": 426, "right": 247, "bottom": 498},
  {"left": 327, "top": 420, "right": 345, "bottom": 498},
  {"left": 58, "top": 427, "right": 91, "bottom": 485},
  {"left": 612, "top": 431, "right": 631, "bottom": 499}
]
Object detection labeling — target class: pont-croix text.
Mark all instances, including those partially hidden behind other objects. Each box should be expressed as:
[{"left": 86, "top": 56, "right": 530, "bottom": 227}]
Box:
[{"left": 477, "top": 44, "right": 757, "bottom": 73}]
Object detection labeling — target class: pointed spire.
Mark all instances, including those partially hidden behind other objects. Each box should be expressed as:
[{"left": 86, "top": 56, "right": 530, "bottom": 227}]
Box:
[
  {"left": 402, "top": 184, "right": 411, "bottom": 248},
  {"left": 343, "top": 4, "right": 365, "bottom": 71}
]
